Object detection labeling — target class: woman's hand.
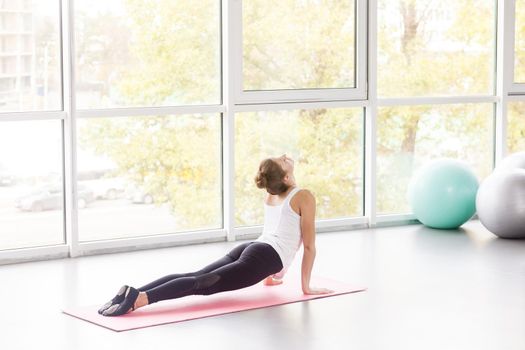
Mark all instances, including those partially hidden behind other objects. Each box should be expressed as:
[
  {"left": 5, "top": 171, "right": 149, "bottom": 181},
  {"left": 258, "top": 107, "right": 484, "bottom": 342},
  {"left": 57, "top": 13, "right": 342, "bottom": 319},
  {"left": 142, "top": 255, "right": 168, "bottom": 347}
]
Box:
[
  {"left": 263, "top": 276, "right": 283, "bottom": 286},
  {"left": 303, "top": 286, "right": 334, "bottom": 295}
]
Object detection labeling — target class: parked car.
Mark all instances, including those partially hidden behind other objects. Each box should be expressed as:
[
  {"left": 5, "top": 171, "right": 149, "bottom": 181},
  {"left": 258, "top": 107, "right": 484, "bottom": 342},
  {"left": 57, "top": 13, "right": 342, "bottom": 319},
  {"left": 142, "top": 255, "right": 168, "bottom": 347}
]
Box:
[
  {"left": 80, "top": 177, "right": 126, "bottom": 200},
  {"left": 130, "top": 189, "right": 154, "bottom": 204},
  {"left": 125, "top": 185, "right": 155, "bottom": 204},
  {"left": 15, "top": 184, "right": 95, "bottom": 212}
]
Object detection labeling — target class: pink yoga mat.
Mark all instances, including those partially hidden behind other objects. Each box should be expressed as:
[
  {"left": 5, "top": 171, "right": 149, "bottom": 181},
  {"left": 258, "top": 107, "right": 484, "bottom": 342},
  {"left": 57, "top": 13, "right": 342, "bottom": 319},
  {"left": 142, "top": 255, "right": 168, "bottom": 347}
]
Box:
[{"left": 62, "top": 276, "right": 365, "bottom": 332}]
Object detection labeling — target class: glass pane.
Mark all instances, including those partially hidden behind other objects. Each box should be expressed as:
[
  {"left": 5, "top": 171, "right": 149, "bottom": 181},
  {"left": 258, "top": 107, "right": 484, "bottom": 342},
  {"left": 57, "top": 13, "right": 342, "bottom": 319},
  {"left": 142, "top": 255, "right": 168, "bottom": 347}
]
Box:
[
  {"left": 0, "top": 0, "right": 61, "bottom": 112},
  {"left": 74, "top": 0, "right": 221, "bottom": 109},
  {"left": 508, "top": 101, "right": 525, "bottom": 152},
  {"left": 243, "top": 0, "right": 356, "bottom": 91},
  {"left": 515, "top": 0, "right": 525, "bottom": 82},
  {"left": 377, "top": 104, "right": 494, "bottom": 215},
  {"left": 235, "top": 108, "right": 363, "bottom": 227},
  {"left": 77, "top": 114, "right": 222, "bottom": 241},
  {"left": 378, "top": 0, "right": 494, "bottom": 97},
  {"left": 0, "top": 120, "right": 63, "bottom": 250}
]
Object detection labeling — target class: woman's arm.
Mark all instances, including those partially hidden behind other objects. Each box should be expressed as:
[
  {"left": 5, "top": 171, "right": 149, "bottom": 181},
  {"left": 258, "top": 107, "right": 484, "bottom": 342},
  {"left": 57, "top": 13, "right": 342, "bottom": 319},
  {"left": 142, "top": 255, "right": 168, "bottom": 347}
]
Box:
[{"left": 300, "top": 190, "right": 333, "bottom": 295}]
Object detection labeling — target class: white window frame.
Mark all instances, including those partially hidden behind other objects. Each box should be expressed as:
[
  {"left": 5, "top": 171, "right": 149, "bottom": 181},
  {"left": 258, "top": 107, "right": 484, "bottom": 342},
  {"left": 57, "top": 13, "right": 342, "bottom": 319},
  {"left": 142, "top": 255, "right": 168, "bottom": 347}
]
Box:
[
  {"left": 496, "top": 0, "right": 513, "bottom": 163},
  {"left": 374, "top": 0, "right": 500, "bottom": 217},
  {"left": 0, "top": 0, "right": 69, "bottom": 263},
  {"left": 1, "top": 0, "right": 515, "bottom": 265},
  {"left": 232, "top": 0, "right": 368, "bottom": 105},
  {"left": 231, "top": 99, "right": 369, "bottom": 236},
  {"left": 508, "top": 0, "right": 525, "bottom": 94},
  {"left": 67, "top": 1, "right": 227, "bottom": 257},
  {"left": 506, "top": 0, "right": 525, "bottom": 176}
]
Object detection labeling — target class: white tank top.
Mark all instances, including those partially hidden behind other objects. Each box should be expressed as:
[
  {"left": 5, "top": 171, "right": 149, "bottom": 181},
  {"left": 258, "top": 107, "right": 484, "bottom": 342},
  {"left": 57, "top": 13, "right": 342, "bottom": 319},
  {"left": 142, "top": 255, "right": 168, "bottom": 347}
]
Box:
[{"left": 256, "top": 187, "right": 302, "bottom": 272}]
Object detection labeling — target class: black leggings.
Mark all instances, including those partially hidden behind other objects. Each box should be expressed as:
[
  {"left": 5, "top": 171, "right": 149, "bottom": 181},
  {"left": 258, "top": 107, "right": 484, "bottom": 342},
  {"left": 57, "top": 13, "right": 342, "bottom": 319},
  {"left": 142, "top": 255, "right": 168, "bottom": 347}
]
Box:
[{"left": 139, "top": 242, "right": 284, "bottom": 304}]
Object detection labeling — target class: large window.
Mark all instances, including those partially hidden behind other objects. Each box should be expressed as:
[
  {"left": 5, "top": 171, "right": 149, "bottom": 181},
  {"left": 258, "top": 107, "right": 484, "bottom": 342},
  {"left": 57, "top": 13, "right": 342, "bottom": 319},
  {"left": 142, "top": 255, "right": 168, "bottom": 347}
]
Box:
[
  {"left": 237, "top": 0, "right": 366, "bottom": 103},
  {"left": 376, "top": 0, "right": 496, "bottom": 216},
  {"left": 74, "top": 0, "right": 221, "bottom": 109},
  {"left": 0, "top": 0, "right": 63, "bottom": 253},
  {"left": 2, "top": 0, "right": 524, "bottom": 261},
  {"left": 510, "top": 0, "right": 525, "bottom": 135},
  {"left": 235, "top": 108, "right": 363, "bottom": 227},
  {"left": 0, "top": 0, "right": 61, "bottom": 112},
  {"left": 77, "top": 114, "right": 222, "bottom": 241},
  {"left": 377, "top": 104, "right": 494, "bottom": 214},
  {"left": 243, "top": 0, "right": 356, "bottom": 91},
  {"left": 74, "top": 0, "right": 223, "bottom": 243},
  {"left": 378, "top": 0, "right": 494, "bottom": 97},
  {"left": 0, "top": 120, "right": 64, "bottom": 250},
  {"left": 515, "top": 0, "right": 525, "bottom": 83},
  {"left": 507, "top": 1, "right": 525, "bottom": 160},
  {"left": 508, "top": 102, "right": 525, "bottom": 153}
]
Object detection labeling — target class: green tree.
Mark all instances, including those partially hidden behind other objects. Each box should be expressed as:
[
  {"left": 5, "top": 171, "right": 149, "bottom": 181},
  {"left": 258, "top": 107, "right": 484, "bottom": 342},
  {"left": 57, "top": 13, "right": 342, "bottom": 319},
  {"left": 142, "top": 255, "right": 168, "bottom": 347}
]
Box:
[
  {"left": 509, "top": 2, "right": 525, "bottom": 153},
  {"left": 80, "top": 0, "right": 499, "bottom": 229},
  {"left": 235, "top": 109, "right": 363, "bottom": 226},
  {"left": 236, "top": 0, "right": 363, "bottom": 225},
  {"left": 119, "top": 0, "right": 220, "bottom": 105},
  {"left": 74, "top": 11, "right": 130, "bottom": 106},
  {"left": 79, "top": 115, "right": 221, "bottom": 231},
  {"left": 243, "top": 0, "right": 355, "bottom": 90},
  {"left": 78, "top": 0, "right": 222, "bottom": 231},
  {"left": 377, "top": 0, "right": 495, "bottom": 213}
]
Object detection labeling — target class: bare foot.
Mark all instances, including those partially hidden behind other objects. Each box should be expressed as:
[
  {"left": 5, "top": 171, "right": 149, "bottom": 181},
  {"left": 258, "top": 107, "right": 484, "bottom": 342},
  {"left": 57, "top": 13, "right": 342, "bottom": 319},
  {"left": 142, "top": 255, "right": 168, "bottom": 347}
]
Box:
[{"left": 263, "top": 276, "right": 283, "bottom": 286}]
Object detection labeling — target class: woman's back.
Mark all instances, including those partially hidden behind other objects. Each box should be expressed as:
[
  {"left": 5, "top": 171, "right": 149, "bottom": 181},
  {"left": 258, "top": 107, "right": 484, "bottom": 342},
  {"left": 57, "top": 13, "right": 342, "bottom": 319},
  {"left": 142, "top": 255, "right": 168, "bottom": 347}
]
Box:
[{"left": 257, "top": 187, "right": 303, "bottom": 270}]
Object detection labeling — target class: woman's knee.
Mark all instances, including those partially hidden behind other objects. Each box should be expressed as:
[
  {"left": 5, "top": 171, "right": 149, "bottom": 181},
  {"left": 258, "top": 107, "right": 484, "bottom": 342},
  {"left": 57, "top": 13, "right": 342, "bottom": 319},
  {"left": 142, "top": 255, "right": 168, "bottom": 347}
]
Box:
[{"left": 195, "top": 273, "right": 222, "bottom": 295}]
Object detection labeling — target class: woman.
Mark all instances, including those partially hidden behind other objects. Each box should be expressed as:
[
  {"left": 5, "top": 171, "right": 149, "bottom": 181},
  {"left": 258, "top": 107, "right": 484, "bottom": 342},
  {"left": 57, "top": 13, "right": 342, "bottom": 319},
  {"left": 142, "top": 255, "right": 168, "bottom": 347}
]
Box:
[{"left": 99, "top": 154, "right": 332, "bottom": 317}]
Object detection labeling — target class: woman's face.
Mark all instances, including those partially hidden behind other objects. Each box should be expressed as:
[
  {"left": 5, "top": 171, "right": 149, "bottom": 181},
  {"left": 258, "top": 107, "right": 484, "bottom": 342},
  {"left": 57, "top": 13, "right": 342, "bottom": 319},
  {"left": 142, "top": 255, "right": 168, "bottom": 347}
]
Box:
[{"left": 273, "top": 154, "right": 294, "bottom": 175}]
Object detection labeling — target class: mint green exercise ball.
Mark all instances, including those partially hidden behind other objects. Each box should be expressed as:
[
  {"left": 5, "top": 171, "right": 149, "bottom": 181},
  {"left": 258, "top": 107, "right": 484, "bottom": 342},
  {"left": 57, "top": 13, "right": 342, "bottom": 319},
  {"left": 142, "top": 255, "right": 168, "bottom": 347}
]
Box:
[{"left": 408, "top": 159, "right": 479, "bottom": 229}]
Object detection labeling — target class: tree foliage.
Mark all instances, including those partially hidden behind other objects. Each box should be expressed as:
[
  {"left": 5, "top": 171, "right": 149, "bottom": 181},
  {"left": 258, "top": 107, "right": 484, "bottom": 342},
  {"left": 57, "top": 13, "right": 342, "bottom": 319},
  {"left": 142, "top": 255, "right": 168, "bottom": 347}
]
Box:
[
  {"left": 235, "top": 109, "right": 363, "bottom": 225},
  {"left": 78, "top": 0, "right": 511, "bottom": 229},
  {"left": 243, "top": 0, "right": 355, "bottom": 90},
  {"left": 377, "top": 0, "right": 495, "bottom": 213},
  {"left": 79, "top": 115, "right": 221, "bottom": 231},
  {"left": 509, "top": 2, "right": 525, "bottom": 153}
]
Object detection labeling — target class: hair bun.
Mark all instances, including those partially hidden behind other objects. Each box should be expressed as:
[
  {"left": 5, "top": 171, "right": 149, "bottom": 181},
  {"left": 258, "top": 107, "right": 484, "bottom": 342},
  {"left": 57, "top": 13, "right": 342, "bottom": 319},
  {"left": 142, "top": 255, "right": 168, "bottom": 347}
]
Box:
[
  {"left": 254, "top": 158, "right": 289, "bottom": 195},
  {"left": 255, "top": 172, "right": 267, "bottom": 189}
]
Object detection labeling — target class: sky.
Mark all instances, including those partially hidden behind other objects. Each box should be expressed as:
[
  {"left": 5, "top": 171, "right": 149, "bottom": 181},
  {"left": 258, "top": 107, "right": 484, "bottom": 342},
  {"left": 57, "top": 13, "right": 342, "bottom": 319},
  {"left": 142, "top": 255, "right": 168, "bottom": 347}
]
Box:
[
  {"left": 0, "top": 120, "right": 61, "bottom": 176},
  {"left": 0, "top": 120, "right": 115, "bottom": 176}
]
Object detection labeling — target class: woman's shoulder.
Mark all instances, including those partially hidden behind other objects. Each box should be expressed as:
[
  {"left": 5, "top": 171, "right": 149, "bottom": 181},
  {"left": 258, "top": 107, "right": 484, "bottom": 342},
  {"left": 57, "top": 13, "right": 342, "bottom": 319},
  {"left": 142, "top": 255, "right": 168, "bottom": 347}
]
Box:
[
  {"left": 290, "top": 189, "right": 315, "bottom": 216},
  {"left": 294, "top": 188, "right": 315, "bottom": 202}
]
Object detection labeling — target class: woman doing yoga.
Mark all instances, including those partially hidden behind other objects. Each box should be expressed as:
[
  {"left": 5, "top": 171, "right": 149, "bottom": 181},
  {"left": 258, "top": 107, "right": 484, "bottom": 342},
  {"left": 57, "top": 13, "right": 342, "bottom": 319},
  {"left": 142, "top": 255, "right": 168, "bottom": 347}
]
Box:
[{"left": 100, "top": 154, "right": 332, "bottom": 316}]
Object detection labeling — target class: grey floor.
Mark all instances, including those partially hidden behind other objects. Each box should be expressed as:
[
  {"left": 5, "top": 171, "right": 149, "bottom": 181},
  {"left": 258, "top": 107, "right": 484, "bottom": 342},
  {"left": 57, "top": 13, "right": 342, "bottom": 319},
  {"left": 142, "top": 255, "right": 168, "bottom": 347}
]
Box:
[{"left": 1, "top": 220, "right": 524, "bottom": 350}]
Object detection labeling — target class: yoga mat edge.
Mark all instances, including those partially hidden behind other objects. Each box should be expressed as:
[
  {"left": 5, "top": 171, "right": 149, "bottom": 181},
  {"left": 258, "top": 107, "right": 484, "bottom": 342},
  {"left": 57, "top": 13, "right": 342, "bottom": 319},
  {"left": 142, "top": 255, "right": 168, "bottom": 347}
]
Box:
[{"left": 62, "top": 277, "right": 365, "bottom": 332}]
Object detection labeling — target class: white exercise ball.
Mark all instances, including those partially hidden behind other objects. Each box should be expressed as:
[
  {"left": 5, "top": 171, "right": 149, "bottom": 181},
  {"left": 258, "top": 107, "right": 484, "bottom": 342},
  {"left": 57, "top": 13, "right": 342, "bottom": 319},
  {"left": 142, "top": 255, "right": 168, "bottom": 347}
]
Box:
[
  {"left": 476, "top": 169, "right": 525, "bottom": 239},
  {"left": 495, "top": 151, "right": 525, "bottom": 172}
]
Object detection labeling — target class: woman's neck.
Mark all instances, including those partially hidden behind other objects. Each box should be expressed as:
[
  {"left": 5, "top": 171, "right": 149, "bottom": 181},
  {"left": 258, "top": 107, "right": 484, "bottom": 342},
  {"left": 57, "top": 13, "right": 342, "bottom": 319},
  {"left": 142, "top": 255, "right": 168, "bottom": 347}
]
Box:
[{"left": 279, "top": 184, "right": 297, "bottom": 198}]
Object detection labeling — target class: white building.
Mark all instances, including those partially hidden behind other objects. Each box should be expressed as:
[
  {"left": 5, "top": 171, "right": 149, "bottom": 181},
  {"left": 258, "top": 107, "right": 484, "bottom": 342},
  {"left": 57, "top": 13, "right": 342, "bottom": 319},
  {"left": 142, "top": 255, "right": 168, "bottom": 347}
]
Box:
[{"left": 0, "top": 0, "right": 33, "bottom": 110}]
